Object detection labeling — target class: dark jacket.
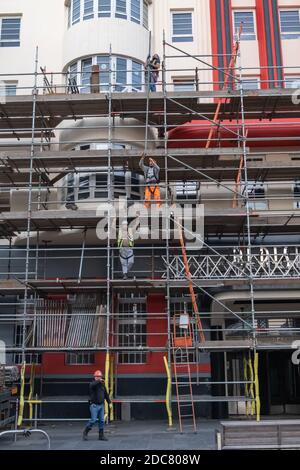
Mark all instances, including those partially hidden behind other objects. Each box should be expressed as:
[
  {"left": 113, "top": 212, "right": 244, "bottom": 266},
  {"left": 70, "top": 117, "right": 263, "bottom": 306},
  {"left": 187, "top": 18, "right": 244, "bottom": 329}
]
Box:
[{"left": 89, "top": 380, "right": 111, "bottom": 405}]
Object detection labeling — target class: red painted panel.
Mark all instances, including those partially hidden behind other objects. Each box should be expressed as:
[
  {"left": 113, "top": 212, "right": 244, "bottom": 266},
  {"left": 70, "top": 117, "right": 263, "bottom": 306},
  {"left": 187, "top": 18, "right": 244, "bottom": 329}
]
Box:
[{"left": 168, "top": 118, "right": 300, "bottom": 148}]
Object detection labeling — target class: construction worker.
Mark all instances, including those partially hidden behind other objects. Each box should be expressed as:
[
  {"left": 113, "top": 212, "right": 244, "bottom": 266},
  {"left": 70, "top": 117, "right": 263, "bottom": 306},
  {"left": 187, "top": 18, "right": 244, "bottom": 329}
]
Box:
[
  {"left": 145, "top": 54, "right": 161, "bottom": 92},
  {"left": 83, "top": 370, "right": 112, "bottom": 441},
  {"left": 139, "top": 153, "right": 161, "bottom": 208},
  {"left": 118, "top": 220, "right": 134, "bottom": 280}
]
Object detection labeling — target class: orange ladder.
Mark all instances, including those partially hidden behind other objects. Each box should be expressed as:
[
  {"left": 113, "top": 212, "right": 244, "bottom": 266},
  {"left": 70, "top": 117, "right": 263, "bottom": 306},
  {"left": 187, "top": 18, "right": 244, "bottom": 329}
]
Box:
[
  {"left": 171, "top": 315, "right": 197, "bottom": 433},
  {"left": 176, "top": 217, "right": 205, "bottom": 343}
]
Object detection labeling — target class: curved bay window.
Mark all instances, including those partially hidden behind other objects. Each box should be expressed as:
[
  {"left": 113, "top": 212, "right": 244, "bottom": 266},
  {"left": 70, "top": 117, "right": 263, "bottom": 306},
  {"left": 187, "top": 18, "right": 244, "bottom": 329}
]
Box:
[
  {"left": 67, "top": 0, "right": 149, "bottom": 28},
  {"left": 68, "top": 55, "right": 143, "bottom": 93},
  {"left": 63, "top": 170, "right": 142, "bottom": 204}
]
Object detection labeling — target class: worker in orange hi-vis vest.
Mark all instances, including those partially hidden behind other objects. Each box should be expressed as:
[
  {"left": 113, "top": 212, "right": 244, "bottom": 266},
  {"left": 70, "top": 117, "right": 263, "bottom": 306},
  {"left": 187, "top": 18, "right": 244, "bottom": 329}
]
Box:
[{"left": 139, "top": 153, "right": 161, "bottom": 208}]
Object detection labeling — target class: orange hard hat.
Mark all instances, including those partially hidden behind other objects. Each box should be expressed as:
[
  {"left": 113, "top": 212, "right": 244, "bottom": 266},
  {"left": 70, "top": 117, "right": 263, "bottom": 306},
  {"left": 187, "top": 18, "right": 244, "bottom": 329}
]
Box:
[{"left": 94, "top": 370, "right": 102, "bottom": 377}]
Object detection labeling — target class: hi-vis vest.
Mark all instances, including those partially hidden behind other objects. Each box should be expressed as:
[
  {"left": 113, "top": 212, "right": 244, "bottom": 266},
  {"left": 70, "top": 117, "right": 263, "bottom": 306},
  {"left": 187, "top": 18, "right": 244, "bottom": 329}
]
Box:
[{"left": 118, "top": 230, "right": 134, "bottom": 248}]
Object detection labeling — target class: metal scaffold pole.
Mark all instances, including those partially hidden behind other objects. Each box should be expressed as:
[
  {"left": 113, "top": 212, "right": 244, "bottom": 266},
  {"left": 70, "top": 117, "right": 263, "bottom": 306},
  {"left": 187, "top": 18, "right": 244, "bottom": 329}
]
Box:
[
  {"left": 237, "top": 35, "right": 260, "bottom": 420},
  {"left": 105, "top": 43, "right": 113, "bottom": 420},
  {"left": 162, "top": 30, "right": 172, "bottom": 423},
  {"left": 22, "top": 47, "right": 39, "bottom": 360}
]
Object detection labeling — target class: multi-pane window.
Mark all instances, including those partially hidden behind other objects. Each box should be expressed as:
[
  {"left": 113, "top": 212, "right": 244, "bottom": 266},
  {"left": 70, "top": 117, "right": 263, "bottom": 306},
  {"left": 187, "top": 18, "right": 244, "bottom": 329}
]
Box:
[
  {"left": 68, "top": 0, "right": 147, "bottom": 26},
  {"left": 116, "top": 57, "right": 127, "bottom": 91},
  {"left": 69, "top": 55, "right": 143, "bottom": 93},
  {"left": 132, "top": 61, "right": 143, "bottom": 91},
  {"left": 233, "top": 11, "right": 256, "bottom": 40},
  {"left": 294, "top": 181, "right": 300, "bottom": 209},
  {"left": 172, "top": 12, "right": 193, "bottom": 42},
  {"left": 98, "top": 0, "right": 111, "bottom": 17},
  {"left": 238, "top": 78, "right": 260, "bottom": 90},
  {"left": 81, "top": 58, "right": 93, "bottom": 93},
  {"left": 131, "top": 0, "right": 140, "bottom": 24},
  {"left": 4, "top": 83, "right": 17, "bottom": 95},
  {"left": 143, "top": 0, "right": 148, "bottom": 28},
  {"left": 285, "top": 77, "right": 300, "bottom": 89},
  {"left": 118, "top": 294, "right": 147, "bottom": 364},
  {"left": 66, "top": 353, "right": 95, "bottom": 365},
  {"left": 246, "top": 182, "right": 268, "bottom": 210},
  {"left": 72, "top": 0, "right": 81, "bottom": 24},
  {"left": 0, "top": 17, "right": 21, "bottom": 47},
  {"left": 116, "top": 0, "right": 127, "bottom": 19},
  {"left": 280, "top": 10, "right": 300, "bottom": 39},
  {"left": 176, "top": 181, "right": 199, "bottom": 200},
  {"left": 84, "top": 0, "right": 94, "bottom": 19},
  {"left": 173, "top": 79, "right": 195, "bottom": 91},
  {"left": 97, "top": 56, "right": 110, "bottom": 91}
]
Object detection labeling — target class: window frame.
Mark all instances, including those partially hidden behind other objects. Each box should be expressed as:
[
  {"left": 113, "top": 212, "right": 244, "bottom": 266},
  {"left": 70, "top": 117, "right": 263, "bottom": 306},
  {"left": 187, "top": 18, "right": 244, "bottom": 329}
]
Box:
[
  {"left": 98, "top": 0, "right": 111, "bottom": 17},
  {"left": 173, "top": 78, "right": 196, "bottom": 92},
  {"left": 72, "top": 0, "right": 81, "bottom": 25},
  {"left": 285, "top": 76, "right": 300, "bottom": 89},
  {"left": 83, "top": 0, "right": 94, "bottom": 20},
  {"left": 233, "top": 10, "right": 256, "bottom": 41},
  {"left": 171, "top": 10, "right": 194, "bottom": 43},
  {"left": 69, "top": 55, "right": 144, "bottom": 93},
  {"left": 238, "top": 77, "right": 260, "bottom": 90},
  {"left": 68, "top": 0, "right": 147, "bottom": 26},
  {"left": 280, "top": 9, "right": 300, "bottom": 40},
  {"left": 0, "top": 17, "right": 21, "bottom": 47}
]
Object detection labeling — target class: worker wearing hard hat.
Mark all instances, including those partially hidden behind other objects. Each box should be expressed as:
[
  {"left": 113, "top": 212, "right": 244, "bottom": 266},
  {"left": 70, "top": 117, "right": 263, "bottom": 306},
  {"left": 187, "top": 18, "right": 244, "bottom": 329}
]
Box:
[
  {"left": 118, "top": 220, "right": 135, "bottom": 280},
  {"left": 83, "top": 370, "right": 112, "bottom": 441},
  {"left": 139, "top": 153, "right": 161, "bottom": 208}
]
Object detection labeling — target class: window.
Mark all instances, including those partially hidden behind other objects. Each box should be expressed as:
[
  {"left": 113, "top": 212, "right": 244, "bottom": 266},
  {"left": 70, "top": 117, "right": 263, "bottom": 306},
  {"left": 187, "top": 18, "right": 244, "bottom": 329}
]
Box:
[
  {"left": 98, "top": 0, "right": 111, "bottom": 17},
  {"left": 173, "top": 79, "right": 195, "bottom": 91},
  {"left": 4, "top": 83, "right": 17, "bottom": 95},
  {"left": 176, "top": 181, "right": 199, "bottom": 200},
  {"left": 116, "top": 57, "right": 127, "bottom": 91},
  {"left": 81, "top": 58, "right": 93, "bottom": 93},
  {"left": 280, "top": 10, "right": 300, "bottom": 39},
  {"left": 116, "top": 0, "right": 127, "bottom": 19},
  {"left": 97, "top": 56, "right": 110, "bottom": 91},
  {"left": 294, "top": 181, "right": 300, "bottom": 209},
  {"left": 72, "top": 0, "right": 81, "bottom": 24},
  {"left": 238, "top": 78, "right": 260, "bottom": 90},
  {"left": 131, "top": 0, "right": 140, "bottom": 24},
  {"left": 246, "top": 182, "right": 268, "bottom": 210},
  {"left": 84, "top": 0, "right": 94, "bottom": 20},
  {"left": 69, "top": 55, "right": 144, "bottom": 93},
  {"left": 172, "top": 12, "right": 193, "bottom": 42},
  {"left": 143, "top": 0, "right": 148, "bottom": 28},
  {"left": 69, "top": 0, "right": 146, "bottom": 25},
  {"left": 0, "top": 17, "right": 21, "bottom": 47},
  {"left": 233, "top": 11, "right": 256, "bottom": 40},
  {"left": 118, "top": 295, "right": 147, "bottom": 364},
  {"left": 285, "top": 77, "right": 300, "bottom": 89},
  {"left": 132, "top": 60, "right": 142, "bottom": 91},
  {"left": 66, "top": 353, "right": 95, "bottom": 365}
]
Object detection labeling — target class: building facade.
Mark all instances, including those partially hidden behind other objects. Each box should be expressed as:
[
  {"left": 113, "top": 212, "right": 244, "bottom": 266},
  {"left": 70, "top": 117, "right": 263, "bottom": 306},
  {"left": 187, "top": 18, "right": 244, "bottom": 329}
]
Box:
[{"left": 0, "top": 0, "right": 300, "bottom": 424}]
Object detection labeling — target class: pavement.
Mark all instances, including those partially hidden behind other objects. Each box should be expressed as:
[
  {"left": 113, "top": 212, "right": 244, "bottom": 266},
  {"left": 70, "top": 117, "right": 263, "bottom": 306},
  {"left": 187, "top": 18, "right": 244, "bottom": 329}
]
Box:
[{"left": 0, "top": 420, "right": 219, "bottom": 450}]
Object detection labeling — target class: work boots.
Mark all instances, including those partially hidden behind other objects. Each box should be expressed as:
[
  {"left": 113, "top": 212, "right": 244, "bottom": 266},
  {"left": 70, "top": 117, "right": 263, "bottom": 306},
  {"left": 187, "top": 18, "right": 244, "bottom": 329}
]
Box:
[
  {"left": 83, "top": 426, "right": 92, "bottom": 441},
  {"left": 99, "top": 429, "right": 108, "bottom": 441}
]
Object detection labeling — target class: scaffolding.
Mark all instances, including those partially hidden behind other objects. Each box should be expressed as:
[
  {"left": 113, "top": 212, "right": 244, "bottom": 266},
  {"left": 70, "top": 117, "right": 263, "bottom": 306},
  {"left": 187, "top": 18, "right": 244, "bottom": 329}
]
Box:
[{"left": 1, "top": 33, "right": 300, "bottom": 430}]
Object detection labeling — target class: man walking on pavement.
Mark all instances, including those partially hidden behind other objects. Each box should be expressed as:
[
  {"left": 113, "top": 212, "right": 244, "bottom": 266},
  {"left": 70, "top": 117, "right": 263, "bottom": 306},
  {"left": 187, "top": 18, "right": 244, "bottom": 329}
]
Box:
[
  {"left": 83, "top": 370, "right": 112, "bottom": 441},
  {"left": 118, "top": 220, "right": 135, "bottom": 280},
  {"left": 139, "top": 153, "right": 161, "bottom": 208}
]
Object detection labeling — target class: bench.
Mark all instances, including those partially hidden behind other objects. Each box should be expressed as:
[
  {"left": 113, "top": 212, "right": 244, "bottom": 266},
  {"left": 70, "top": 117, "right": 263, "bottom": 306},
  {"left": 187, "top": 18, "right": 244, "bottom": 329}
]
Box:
[{"left": 217, "top": 420, "right": 300, "bottom": 450}]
